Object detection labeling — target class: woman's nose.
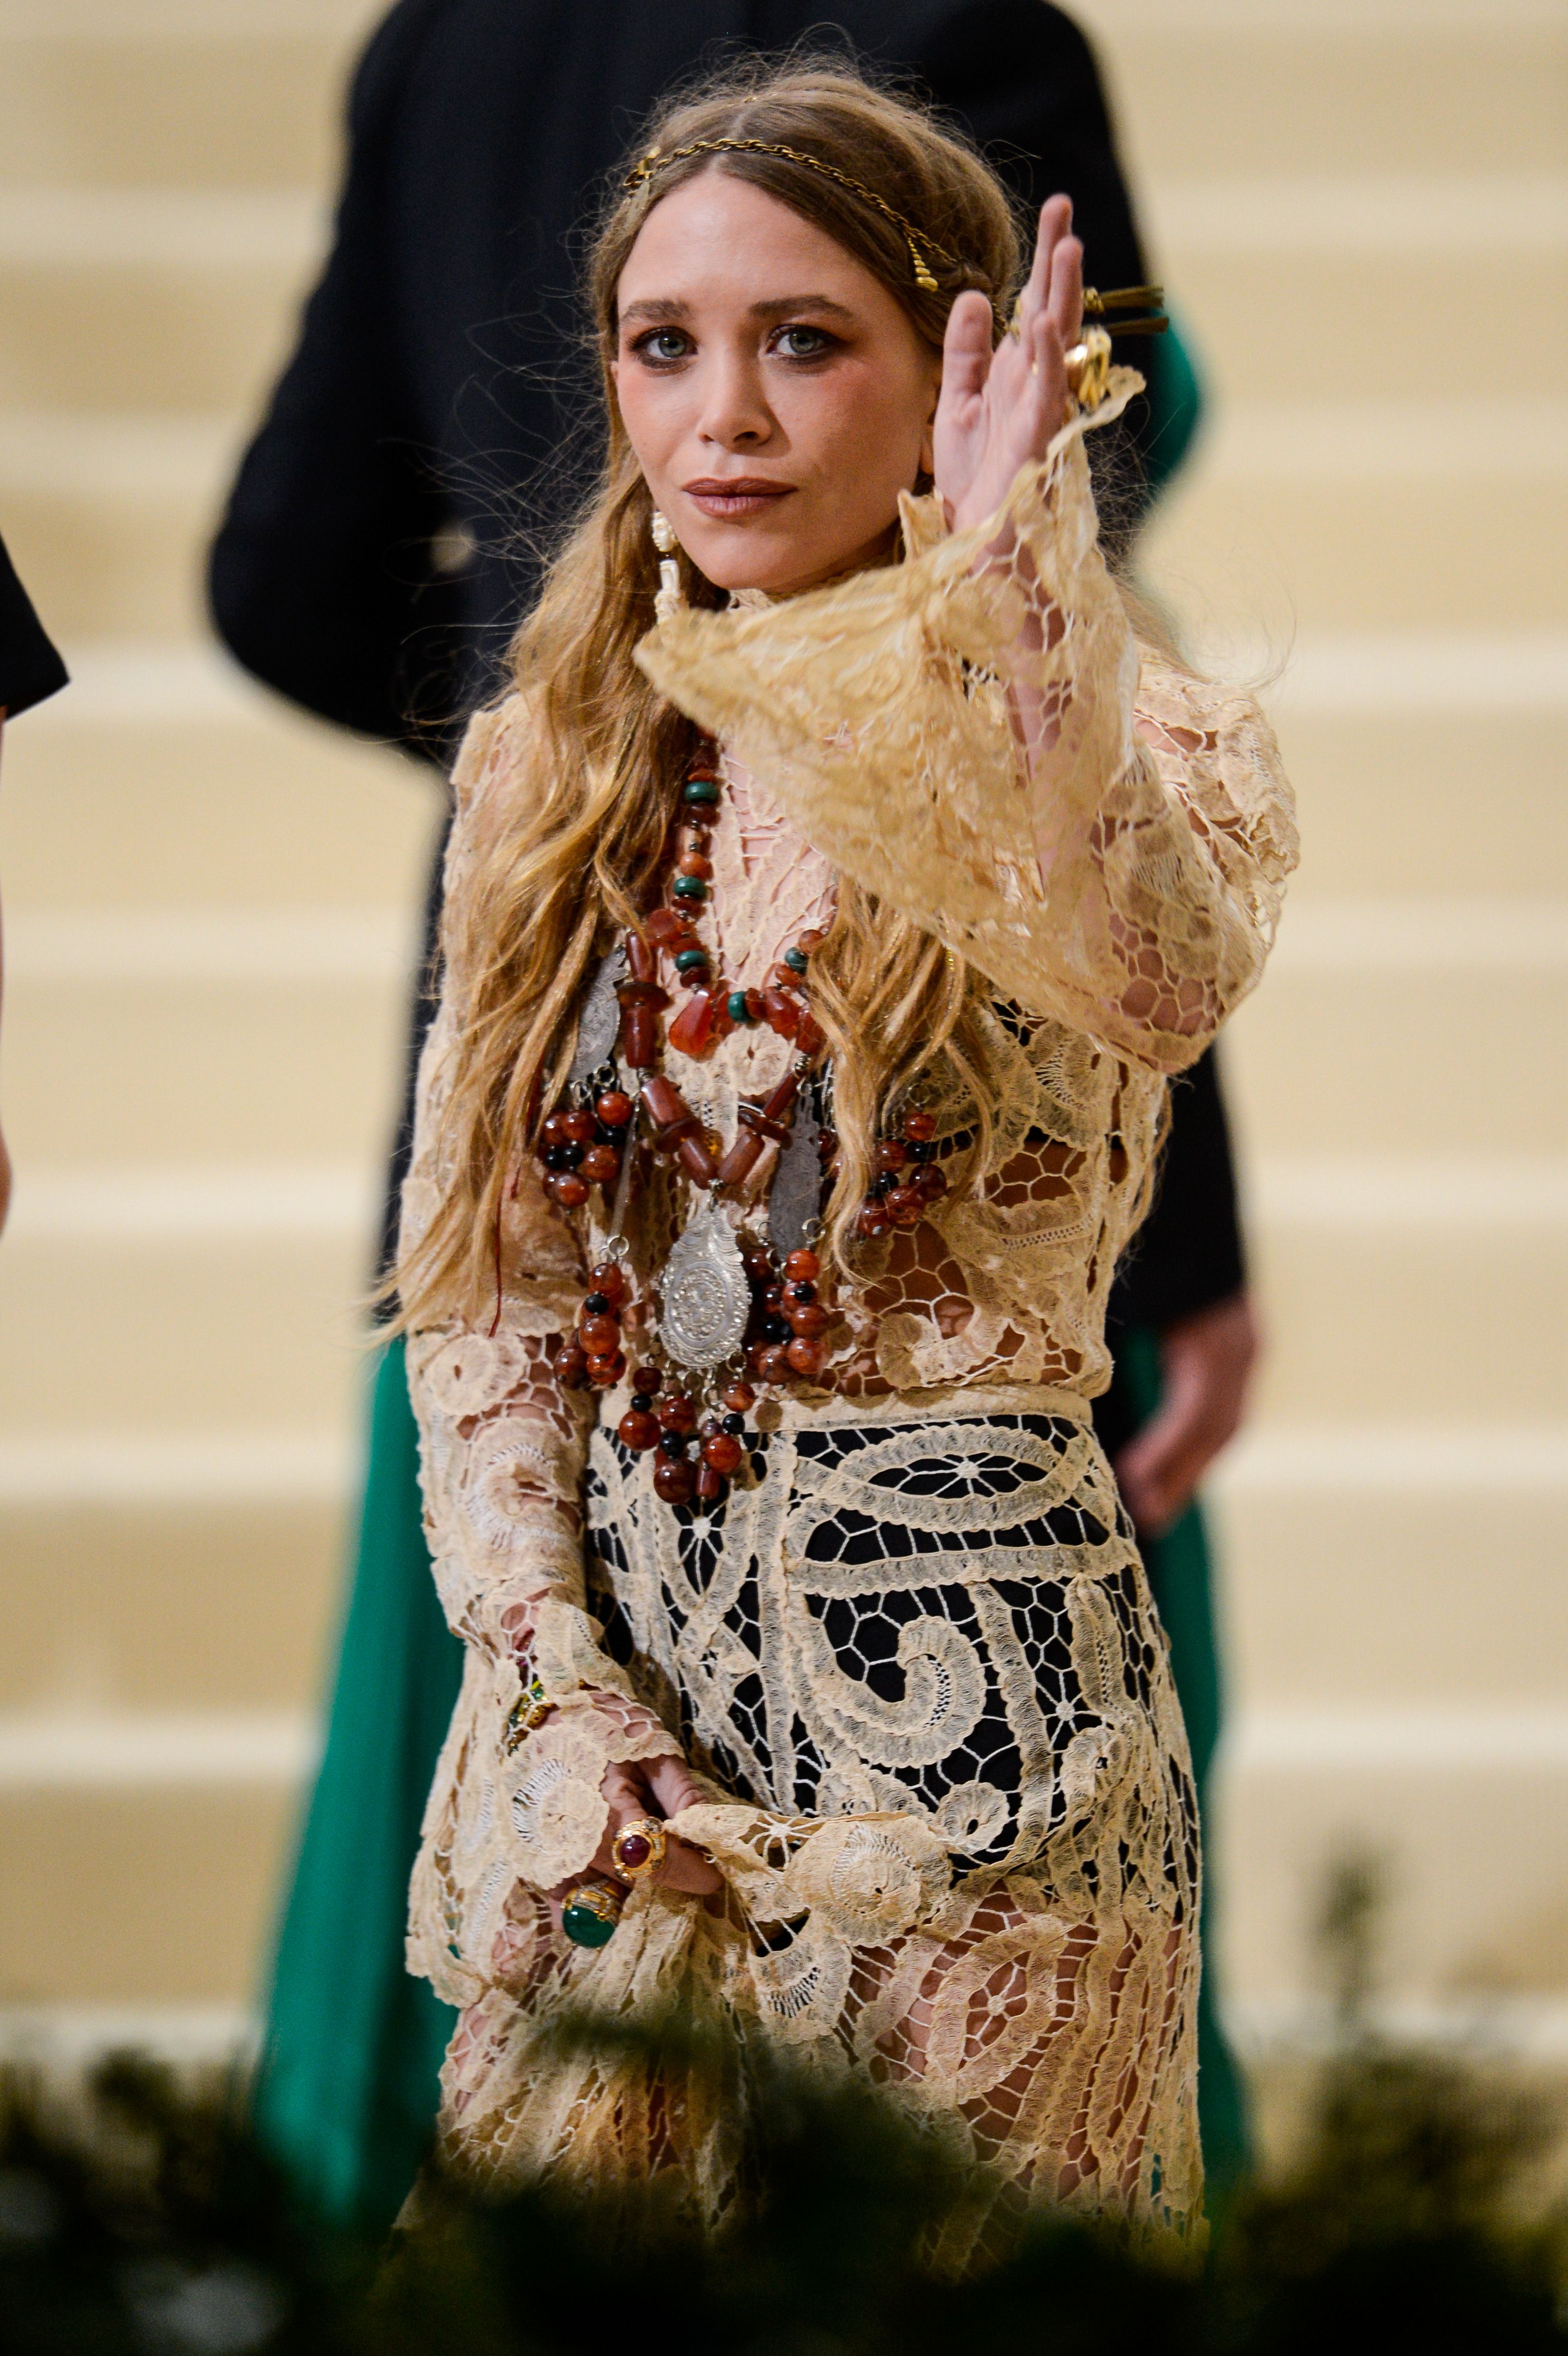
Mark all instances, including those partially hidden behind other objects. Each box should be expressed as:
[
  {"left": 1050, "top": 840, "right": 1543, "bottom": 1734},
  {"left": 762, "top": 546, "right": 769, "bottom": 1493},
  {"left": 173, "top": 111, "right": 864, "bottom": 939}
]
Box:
[{"left": 696, "top": 352, "right": 774, "bottom": 449}]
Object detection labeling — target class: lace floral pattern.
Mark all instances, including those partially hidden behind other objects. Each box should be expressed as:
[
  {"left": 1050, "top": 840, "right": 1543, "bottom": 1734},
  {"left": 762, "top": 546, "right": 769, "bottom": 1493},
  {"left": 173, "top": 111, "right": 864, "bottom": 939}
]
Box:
[
  {"left": 436, "top": 1398, "right": 1200, "bottom": 2248},
  {"left": 402, "top": 390, "right": 1294, "bottom": 2238}
]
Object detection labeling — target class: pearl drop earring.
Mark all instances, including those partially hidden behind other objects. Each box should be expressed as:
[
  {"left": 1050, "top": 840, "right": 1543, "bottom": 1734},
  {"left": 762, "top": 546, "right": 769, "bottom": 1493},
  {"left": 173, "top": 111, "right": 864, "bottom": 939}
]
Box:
[{"left": 651, "top": 509, "right": 684, "bottom": 622}]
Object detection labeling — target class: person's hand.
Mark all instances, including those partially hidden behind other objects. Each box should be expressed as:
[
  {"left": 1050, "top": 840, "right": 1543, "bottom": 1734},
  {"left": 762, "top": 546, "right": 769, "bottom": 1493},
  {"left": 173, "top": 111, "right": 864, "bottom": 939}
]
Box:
[
  {"left": 1115, "top": 1292, "right": 1261, "bottom": 1538},
  {"left": 545, "top": 1748, "right": 721, "bottom": 1931},
  {"left": 933, "top": 195, "right": 1084, "bottom": 537}
]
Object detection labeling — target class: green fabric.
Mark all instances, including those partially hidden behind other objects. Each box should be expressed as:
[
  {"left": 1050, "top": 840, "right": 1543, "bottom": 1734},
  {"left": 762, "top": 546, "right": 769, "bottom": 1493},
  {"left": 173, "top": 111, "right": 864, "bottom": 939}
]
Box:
[
  {"left": 1142, "top": 311, "right": 1206, "bottom": 503},
  {"left": 251, "top": 1337, "right": 463, "bottom": 2228},
  {"left": 1117, "top": 1326, "right": 1253, "bottom": 2199}
]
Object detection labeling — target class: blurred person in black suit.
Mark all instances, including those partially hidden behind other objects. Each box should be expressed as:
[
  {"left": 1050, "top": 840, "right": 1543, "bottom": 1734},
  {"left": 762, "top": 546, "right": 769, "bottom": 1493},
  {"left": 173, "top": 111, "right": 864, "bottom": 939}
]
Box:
[
  {"left": 0, "top": 533, "right": 69, "bottom": 1233},
  {"left": 209, "top": 0, "right": 1256, "bottom": 2226}
]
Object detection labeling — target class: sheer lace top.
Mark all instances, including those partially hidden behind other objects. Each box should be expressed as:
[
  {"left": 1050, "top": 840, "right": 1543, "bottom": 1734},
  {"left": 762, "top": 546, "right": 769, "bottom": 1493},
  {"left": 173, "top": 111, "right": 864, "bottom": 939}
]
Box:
[{"left": 398, "top": 378, "right": 1296, "bottom": 1941}]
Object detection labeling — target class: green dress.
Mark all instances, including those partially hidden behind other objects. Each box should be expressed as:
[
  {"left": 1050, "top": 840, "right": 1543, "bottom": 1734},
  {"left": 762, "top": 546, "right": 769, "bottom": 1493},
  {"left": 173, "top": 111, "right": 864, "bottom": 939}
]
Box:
[
  {"left": 251, "top": 318, "right": 1246, "bottom": 2227},
  {"left": 251, "top": 1338, "right": 461, "bottom": 2229}
]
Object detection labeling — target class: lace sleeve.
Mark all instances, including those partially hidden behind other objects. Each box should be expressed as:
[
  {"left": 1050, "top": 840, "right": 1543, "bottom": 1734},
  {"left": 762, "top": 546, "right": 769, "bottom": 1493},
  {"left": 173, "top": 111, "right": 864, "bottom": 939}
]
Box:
[
  {"left": 401, "top": 703, "right": 678, "bottom": 1946},
  {"left": 637, "top": 373, "right": 1297, "bottom": 1073}
]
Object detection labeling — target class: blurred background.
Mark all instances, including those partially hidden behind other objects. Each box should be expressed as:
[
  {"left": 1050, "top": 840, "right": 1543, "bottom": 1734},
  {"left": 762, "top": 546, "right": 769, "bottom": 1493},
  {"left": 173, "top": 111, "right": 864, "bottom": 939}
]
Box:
[{"left": 0, "top": 0, "right": 1563, "bottom": 2133}]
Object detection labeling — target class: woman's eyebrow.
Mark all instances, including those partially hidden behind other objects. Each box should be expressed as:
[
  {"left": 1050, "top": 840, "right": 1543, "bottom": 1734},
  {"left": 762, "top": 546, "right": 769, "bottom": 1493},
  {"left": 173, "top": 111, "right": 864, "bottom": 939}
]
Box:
[
  {"left": 749, "top": 295, "right": 858, "bottom": 324},
  {"left": 619, "top": 297, "right": 690, "bottom": 329}
]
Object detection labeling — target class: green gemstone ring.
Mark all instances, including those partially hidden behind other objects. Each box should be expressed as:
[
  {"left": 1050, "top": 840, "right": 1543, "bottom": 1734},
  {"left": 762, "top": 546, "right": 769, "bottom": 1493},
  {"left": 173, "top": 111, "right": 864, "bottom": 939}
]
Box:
[{"left": 561, "top": 1880, "right": 624, "bottom": 1950}]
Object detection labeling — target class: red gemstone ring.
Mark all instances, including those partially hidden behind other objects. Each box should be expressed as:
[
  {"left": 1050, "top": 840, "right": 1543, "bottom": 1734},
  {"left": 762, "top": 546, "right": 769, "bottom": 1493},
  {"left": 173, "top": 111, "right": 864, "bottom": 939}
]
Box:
[{"left": 610, "top": 1816, "right": 668, "bottom": 1884}]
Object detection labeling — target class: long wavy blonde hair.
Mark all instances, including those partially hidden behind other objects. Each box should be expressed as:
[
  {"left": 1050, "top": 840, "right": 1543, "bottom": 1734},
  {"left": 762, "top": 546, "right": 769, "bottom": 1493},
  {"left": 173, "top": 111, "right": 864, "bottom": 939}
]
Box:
[{"left": 398, "top": 61, "right": 1042, "bottom": 1327}]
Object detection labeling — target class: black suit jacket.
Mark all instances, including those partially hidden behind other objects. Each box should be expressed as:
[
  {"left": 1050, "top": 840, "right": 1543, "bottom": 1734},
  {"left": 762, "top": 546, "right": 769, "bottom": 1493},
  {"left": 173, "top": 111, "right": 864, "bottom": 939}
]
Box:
[
  {"left": 209, "top": 0, "right": 1244, "bottom": 1328},
  {"left": 1, "top": 531, "right": 68, "bottom": 719}
]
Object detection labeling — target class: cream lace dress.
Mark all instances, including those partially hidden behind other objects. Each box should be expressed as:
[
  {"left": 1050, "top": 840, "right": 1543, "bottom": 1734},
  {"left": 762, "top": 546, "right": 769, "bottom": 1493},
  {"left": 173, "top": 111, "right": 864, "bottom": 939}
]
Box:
[{"left": 399, "top": 383, "right": 1297, "bottom": 2247}]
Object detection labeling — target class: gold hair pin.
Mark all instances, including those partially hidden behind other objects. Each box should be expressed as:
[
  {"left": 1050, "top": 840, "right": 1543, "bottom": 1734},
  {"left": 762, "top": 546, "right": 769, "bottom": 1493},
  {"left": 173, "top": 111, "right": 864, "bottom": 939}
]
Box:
[
  {"left": 1084, "top": 283, "right": 1168, "bottom": 336},
  {"left": 627, "top": 137, "right": 953, "bottom": 294},
  {"left": 1011, "top": 283, "right": 1169, "bottom": 340}
]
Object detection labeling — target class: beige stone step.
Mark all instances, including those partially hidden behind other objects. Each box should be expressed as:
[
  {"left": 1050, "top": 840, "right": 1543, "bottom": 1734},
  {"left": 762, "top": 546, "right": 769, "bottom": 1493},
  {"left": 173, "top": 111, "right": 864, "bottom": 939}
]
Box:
[
  {"left": 0, "top": 1776, "right": 296, "bottom": 2006},
  {"left": 1218, "top": 1730, "right": 1568, "bottom": 2004},
  {"left": 1246, "top": 1201, "right": 1567, "bottom": 1425},
  {"left": 0, "top": 8, "right": 371, "bottom": 196},
  {"left": 2, "top": 2, "right": 1554, "bottom": 194},
  {"left": 1096, "top": 9, "right": 1567, "bottom": 182},
  {"left": 0, "top": 1153, "right": 1559, "bottom": 1435},
  {"left": 1262, "top": 659, "right": 1568, "bottom": 899},
  {"left": 1143, "top": 402, "right": 1568, "bottom": 638},
  {"left": 2, "top": 933, "right": 414, "bottom": 1162},
  {"left": 3, "top": 1414, "right": 1556, "bottom": 1721},
  {"left": 1214, "top": 1448, "right": 1568, "bottom": 1710},
  {"left": 0, "top": 191, "right": 324, "bottom": 413},
  {"left": 0, "top": 414, "right": 236, "bottom": 641},
  {"left": 7, "top": 396, "right": 1558, "bottom": 652},
  {"left": 1223, "top": 912, "right": 1568, "bottom": 1154},
  {"left": 1150, "top": 178, "right": 1568, "bottom": 404},
  {"left": 8, "top": 182, "right": 1560, "bottom": 417},
  {"left": 7, "top": 644, "right": 1558, "bottom": 913},
  {"left": 14, "top": 901, "right": 1547, "bottom": 1166},
  {"left": 0, "top": 648, "right": 438, "bottom": 910},
  {"left": 0, "top": 1207, "right": 376, "bottom": 1435},
  {"left": 3, "top": 1708, "right": 1564, "bottom": 2009},
  {"left": 0, "top": 1479, "right": 348, "bottom": 1716}
]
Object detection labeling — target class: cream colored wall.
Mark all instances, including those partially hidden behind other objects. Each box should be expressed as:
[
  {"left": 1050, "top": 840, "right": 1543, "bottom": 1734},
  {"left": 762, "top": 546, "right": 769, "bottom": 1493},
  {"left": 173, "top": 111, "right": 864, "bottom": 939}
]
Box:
[{"left": 0, "top": 0, "right": 1562, "bottom": 2056}]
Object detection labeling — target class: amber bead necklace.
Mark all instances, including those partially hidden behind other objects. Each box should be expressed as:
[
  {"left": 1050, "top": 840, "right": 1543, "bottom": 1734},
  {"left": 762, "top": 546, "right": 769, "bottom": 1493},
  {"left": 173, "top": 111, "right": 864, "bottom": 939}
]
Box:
[
  {"left": 537, "top": 739, "right": 947, "bottom": 1514},
  {"left": 539, "top": 741, "right": 835, "bottom": 1512}
]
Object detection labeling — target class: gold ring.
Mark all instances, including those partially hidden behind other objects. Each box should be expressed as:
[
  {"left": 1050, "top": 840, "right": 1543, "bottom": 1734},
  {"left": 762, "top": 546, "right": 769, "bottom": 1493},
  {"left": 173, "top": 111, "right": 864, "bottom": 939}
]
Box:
[
  {"left": 1065, "top": 326, "right": 1112, "bottom": 411},
  {"left": 610, "top": 1816, "right": 668, "bottom": 1884},
  {"left": 1008, "top": 292, "right": 1025, "bottom": 338}
]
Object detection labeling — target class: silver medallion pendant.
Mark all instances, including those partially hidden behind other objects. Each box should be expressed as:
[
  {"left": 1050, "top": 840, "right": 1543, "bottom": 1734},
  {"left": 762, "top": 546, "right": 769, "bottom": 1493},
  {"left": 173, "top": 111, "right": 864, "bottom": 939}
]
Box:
[
  {"left": 566, "top": 945, "right": 625, "bottom": 1089},
  {"left": 767, "top": 1104, "right": 822, "bottom": 1261},
  {"left": 659, "top": 1194, "right": 751, "bottom": 1373}
]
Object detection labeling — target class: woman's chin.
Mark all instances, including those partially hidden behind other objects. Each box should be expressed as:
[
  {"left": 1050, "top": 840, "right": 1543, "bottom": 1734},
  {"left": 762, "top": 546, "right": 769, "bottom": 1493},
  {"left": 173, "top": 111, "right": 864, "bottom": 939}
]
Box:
[
  {"left": 684, "top": 515, "right": 899, "bottom": 603},
  {"left": 691, "top": 542, "right": 825, "bottom": 601}
]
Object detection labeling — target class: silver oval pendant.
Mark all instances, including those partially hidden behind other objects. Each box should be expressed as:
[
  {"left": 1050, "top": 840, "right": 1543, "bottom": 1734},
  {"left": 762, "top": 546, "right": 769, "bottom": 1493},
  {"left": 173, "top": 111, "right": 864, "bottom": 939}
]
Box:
[
  {"left": 659, "top": 1194, "right": 750, "bottom": 1373},
  {"left": 566, "top": 946, "right": 624, "bottom": 1088}
]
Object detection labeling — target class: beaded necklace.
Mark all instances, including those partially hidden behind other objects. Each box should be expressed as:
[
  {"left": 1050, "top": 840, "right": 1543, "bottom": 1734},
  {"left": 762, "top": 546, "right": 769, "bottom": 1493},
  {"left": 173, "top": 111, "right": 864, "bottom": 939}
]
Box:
[
  {"left": 538, "top": 741, "right": 833, "bottom": 1512},
  {"left": 536, "top": 738, "right": 949, "bottom": 1514}
]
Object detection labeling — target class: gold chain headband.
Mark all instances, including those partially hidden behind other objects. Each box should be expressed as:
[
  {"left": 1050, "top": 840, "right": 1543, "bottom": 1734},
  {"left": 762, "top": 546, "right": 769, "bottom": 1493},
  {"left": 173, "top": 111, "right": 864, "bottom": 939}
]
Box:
[
  {"left": 627, "top": 137, "right": 1171, "bottom": 340},
  {"left": 626, "top": 137, "right": 954, "bottom": 294}
]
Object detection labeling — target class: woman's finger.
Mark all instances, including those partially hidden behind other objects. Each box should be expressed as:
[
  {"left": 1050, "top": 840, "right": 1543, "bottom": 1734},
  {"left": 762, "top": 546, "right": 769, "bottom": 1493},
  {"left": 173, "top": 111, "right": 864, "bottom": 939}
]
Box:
[
  {"left": 1024, "top": 195, "right": 1072, "bottom": 331},
  {"left": 1046, "top": 231, "right": 1084, "bottom": 349},
  {"left": 1024, "top": 310, "right": 1070, "bottom": 444},
  {"left": 940, "top": 288, "right": 994, "bottom": 409},
  {"left": 1024, "top": 196, "right": 1068, "bottom": 310},
  {"left": 603, "top": 1755, "right": 723, "bottom": 1895},
  {"left": 640, "top": 1758, "right": 722, "bottom": 1891},
  {"left": 643, "top": 1753, "right": 705, "bottom": 1816},
  {"left": 655, "top": 1836, "right": 722, "bottom": 1895}
]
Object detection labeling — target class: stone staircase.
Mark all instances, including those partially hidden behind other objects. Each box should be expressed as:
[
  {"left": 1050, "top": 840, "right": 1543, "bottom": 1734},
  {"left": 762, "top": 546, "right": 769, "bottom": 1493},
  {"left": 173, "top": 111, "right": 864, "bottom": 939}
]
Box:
[{"left": 0, "top": 0, "right": 1562, "bottom": 2055}]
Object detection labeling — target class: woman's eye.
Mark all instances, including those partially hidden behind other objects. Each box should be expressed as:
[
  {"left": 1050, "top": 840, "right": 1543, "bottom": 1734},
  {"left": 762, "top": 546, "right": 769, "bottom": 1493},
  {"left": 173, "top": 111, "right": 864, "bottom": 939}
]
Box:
[
  {"left": 773, "top": 325, "right": 834, "bottom": 360},
  {"left": 633, "top": 329, "right": 692, "bottom": 365}
]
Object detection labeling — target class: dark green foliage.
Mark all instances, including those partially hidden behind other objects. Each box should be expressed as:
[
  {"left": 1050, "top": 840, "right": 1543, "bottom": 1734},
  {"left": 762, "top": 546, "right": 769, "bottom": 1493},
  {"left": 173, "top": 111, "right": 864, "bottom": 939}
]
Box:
[{"left": 1, "top": 2018, "right": 1564, "bottom": 2356}]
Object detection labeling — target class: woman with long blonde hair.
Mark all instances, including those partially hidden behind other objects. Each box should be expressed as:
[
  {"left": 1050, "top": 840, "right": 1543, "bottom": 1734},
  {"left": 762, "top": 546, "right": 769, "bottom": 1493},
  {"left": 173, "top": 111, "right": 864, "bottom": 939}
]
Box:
[{"left": 396, "top": 61, "right": 1294, "bottom": 2244}]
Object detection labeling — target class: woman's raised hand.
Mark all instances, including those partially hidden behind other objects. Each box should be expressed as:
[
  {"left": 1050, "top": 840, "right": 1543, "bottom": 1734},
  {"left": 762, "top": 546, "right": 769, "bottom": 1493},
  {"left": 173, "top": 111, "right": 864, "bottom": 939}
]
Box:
[{"left": 933, "top": 195, "right": 1083, "bottom": 537}]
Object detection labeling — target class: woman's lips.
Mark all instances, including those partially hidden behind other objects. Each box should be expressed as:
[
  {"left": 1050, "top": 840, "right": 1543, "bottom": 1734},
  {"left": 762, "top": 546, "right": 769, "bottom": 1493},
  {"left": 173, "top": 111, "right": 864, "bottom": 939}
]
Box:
[{"left": 681, "top": 478, "right": 796, "bottom": 520}]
